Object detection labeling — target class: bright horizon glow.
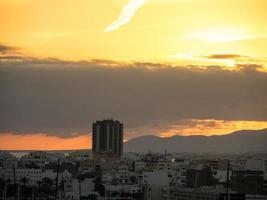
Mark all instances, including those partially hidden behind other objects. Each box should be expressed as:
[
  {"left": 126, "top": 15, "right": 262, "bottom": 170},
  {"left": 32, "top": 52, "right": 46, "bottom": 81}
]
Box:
[
  {"left": 186, "top": 28, "right": 251, "bottom": 43},
  {"left": 0, "top": 133, "right": 91, "bottom": 151},
  {"left": 159, "top": 119, "right": 267, "bottom": 137},
  {"left": 1, "top": 119, "right": 267, "bottom": 150}
]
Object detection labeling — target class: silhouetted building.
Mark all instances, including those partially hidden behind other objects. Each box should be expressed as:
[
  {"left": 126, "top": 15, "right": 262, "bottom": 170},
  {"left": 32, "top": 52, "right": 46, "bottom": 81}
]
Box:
[
  {"left": 204, "top": 159, "right": 229, "bottom": 171},
  {"left": 186, "top": 167, "right": 218, "bottom": 188},
  {"left": 92, "top": 119, "right": 123, "bottom": 158},
  {"left": 231, "top": 170, "right": 264, "bottom": 195}
]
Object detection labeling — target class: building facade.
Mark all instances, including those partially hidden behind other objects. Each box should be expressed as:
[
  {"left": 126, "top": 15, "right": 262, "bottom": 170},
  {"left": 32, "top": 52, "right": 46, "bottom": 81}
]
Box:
[
  {"left": 170, "top": 187, "right": 245, "bottom": 200},
  {"left": 92, "top": 119, "right": 123, "bottom": 157}
]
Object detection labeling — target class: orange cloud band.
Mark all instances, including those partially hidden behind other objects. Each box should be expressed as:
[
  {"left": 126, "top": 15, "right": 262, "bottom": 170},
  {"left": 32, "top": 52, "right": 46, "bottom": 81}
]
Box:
[
  {"left": 1, "top": 119, "right": 267, "bottom": 150},
  {"left": 0, "top": 133, "right": 91, "bottom": 150}
]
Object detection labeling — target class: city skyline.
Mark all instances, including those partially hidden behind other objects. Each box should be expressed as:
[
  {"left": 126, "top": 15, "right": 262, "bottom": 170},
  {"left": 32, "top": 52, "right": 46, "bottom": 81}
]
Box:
[
  {"left": 1, "top": 1, "right": 267, "bottom": 199},
  {"left": 1, "top": 0, "right": 267, "bottom": 150}
]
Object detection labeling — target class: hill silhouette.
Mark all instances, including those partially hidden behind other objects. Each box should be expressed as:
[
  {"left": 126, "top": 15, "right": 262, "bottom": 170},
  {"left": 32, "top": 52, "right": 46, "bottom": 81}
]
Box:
[{"left": 124, "top": 128, "right": 267, "bottom": 153}]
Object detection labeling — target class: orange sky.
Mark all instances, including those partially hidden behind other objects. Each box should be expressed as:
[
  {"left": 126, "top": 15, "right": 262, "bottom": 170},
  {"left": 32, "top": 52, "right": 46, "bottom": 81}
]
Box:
[
  {"left": 1, "top": 0, "right": 267, "bottom": 150},
  {"left": 0, "top": 133, "right": 91, "bottom": 150},
  {"left": 1, "top": 119, "right": 267, "bottom": 150},
  {"left": 0, "top": 0, "right": 267, "bottom": 67}
]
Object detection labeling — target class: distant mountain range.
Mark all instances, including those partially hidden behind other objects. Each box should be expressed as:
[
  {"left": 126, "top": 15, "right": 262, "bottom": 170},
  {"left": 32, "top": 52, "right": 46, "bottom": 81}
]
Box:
[{"left": 124, "top": 128, "right": 267, "bottom": 153}]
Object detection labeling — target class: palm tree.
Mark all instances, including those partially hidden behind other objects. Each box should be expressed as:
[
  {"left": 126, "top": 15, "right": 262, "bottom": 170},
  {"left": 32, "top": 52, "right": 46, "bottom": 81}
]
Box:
[
  {"left": 41, "top": 177, "right": 54, "bottom": 196},
  {"left": 0, "top": 178, "right": 5, "bottom": 190},
  {"left": 6, "top": 179, "right": 11, "bottom": 186},
  {"left": 20, "top": 177, "right": 29, "bottom": 187},
  {"left": 77, "top": 174, "right": 84, "bottom": 200},
  {"left": 42, "top": 177, "right": 53, "bottom": 186},
  {"left": 5, "top": 179, "right": 13, "bottom": 199},
  {"left": 37, "top": 180, "right": 42, "bottom": 189},
  {"left": 0, "top": 178, "right": 5, "bottom": 199}
]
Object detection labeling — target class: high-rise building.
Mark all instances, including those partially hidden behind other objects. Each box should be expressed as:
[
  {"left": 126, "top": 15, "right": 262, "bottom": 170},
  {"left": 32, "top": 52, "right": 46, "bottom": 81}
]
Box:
[{"left": 92, "top": 119, "right": 123, "bottom": 157}]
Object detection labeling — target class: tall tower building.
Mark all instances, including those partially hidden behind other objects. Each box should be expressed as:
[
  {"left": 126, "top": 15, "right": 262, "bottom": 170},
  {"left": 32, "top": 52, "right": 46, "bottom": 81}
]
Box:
[{"left": 92, "top": 119, "right": 123, "bottom": 157}]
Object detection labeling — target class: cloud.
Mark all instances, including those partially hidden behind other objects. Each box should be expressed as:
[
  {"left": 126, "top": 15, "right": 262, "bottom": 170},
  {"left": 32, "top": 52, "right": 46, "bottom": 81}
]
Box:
[
  {"left": 105, "top": 0, "right": 146, "bottom": 32},
  {"left": 202, "top": 53, "right": 267, "bottom": 64},
  {"left": 124, "top": 118, "right": 267, "bottom": 139},
  {"left": 157, "top": 119, "right": 267, "bottom": 137},
  {"left": 168, "top": 52, "right": 267, "bottom": 68},
  {"left": 204, "top": 54, "right": 245, "bottom": 59},
  {"left": 0, "top": 44, "right": 19, "bottom": 54},
  {"left": 0, "top": 57, "right": 267, "bottom": 139}
]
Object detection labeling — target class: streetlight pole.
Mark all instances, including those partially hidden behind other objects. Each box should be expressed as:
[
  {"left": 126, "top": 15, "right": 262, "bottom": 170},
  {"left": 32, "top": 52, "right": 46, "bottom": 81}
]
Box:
[
  {"left": 55, "top": 159, "right": 61, "bottom": 200},
  {"left": 226, "top": 160, "right": 230, "bottom": 200},
  {"left": 79, "top": 180, "right": 81, "bottom": 200},
  {"left": 4, "top": 184, "right": 7, "bottom": 200}
]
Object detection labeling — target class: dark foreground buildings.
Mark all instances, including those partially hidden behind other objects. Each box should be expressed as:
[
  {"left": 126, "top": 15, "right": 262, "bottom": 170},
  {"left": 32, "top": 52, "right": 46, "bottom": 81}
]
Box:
[
  {"left": 186, "top": 167, "right": 218, "bottom": 188},
  {"left": 231, "top": 170, "right": 265, "bottom": 195},
  {"left": 92, "top": 119, "right": 123, "bottom": 158}
]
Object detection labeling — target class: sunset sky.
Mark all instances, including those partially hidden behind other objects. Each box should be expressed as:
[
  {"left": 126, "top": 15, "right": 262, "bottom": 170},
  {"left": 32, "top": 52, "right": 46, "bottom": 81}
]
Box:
[{"left": 1, "top": 0, "right": 267, "bottom": 150}]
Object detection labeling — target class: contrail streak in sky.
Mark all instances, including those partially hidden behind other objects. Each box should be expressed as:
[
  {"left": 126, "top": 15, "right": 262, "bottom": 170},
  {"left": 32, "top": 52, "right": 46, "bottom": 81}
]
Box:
[{"left": 105, "top": 0, "right": 146, "bottom": 32}]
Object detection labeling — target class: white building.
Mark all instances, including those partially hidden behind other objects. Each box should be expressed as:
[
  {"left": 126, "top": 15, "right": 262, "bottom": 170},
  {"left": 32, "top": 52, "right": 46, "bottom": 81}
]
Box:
[
  {"left": 2, "top": 167, "right": 43, "bottom": 185},
  {"left": 143, "top": 185, "right": 170, "bottom": 200},
  {"left": 246, "top": 195, "right": 267, "bottom": 200},
  {"left": 245, "top": 159, "right": 265, "bottom": 171},
  {"left": 170, "top": 186, "right": 243, "bottom": 200},
  {"left": 106, "top": 184, "right": 142, "bottom": 197},
  {"left": 64, "top": 178, "right": 95, "bottom": 200},
  {"left": 44, "top": 168, "right": 71, "bottom": 183},
  {"left": 142, "top": 170, "right": 170, "bottom": 186},
  {"left": 231, "top": 160, "right": 246, "bottom": 171},
  {"left": 214, "top": 170, "right": 232, "bottom": 183},
  {"left": 156, "top": 159, "right": 171, "bottom": 171},
  {"left": 134, "top": 160, "right": 145, "bottom": 171}
]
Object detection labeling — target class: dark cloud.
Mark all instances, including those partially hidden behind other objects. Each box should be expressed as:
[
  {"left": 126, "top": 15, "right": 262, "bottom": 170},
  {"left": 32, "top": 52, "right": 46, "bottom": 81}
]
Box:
[
  {"left": 235, "top": 63, "right": 265, "bottom": 72},
  {"left": 202, "top": 53, "right": 267, "bottom": 65},
  {"left": 0, "top": 44, "right": 19, "bottom": 55},
  {"left": 204, "top": 54, "right": 245, "bottom": 59},
  {"left": 0, "top": 58, "right": 267, "bottom": 138}
]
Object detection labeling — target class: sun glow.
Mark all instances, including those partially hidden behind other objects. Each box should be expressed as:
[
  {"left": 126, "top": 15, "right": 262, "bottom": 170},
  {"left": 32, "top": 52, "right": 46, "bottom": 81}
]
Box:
[
  {"left": 187, "top": 28, "right": 250, "bottom": 43},
  {"left": 160, "top": 119, "right": 267, "bottom": 138},
  {"left": 160, "top": 119, "right": 267, "bottom": 137},
  {"left": 0, "top": 0, "right": 267, "bottom": 64}
]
